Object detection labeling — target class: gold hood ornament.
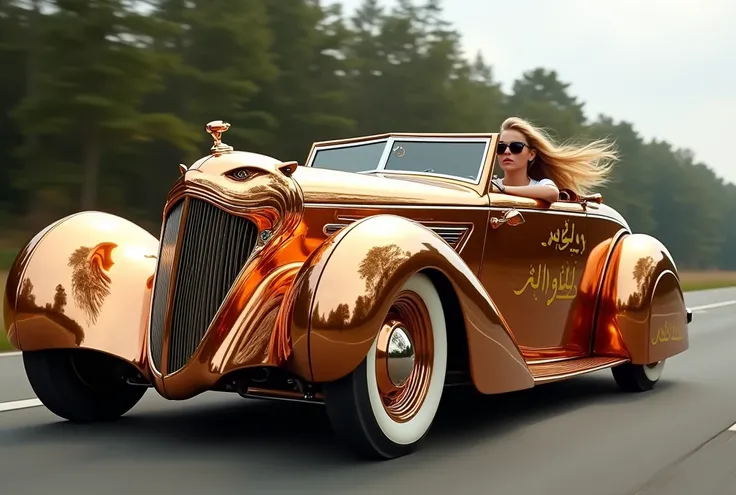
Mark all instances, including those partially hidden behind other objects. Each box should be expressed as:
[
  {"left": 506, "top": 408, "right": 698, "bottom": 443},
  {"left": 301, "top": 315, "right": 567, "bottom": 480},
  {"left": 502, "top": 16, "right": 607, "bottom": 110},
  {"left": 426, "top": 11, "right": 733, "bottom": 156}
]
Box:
[{"left": 206, "top": 120, "right": 234, "bottom": 156}]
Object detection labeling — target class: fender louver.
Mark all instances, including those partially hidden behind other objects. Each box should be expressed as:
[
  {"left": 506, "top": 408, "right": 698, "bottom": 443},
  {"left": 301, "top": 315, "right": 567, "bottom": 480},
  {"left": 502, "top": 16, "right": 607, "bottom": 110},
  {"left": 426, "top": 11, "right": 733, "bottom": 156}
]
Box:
[{"left": 323, "top": 222, "right": 470, "bottom": 250}]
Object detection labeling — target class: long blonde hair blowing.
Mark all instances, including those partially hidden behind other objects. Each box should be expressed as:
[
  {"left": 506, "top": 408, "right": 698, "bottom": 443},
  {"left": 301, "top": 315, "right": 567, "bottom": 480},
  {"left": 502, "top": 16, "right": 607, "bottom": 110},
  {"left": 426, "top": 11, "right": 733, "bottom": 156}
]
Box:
[{"left": 500, "top": 117, "right": 619, "bottom": 196}]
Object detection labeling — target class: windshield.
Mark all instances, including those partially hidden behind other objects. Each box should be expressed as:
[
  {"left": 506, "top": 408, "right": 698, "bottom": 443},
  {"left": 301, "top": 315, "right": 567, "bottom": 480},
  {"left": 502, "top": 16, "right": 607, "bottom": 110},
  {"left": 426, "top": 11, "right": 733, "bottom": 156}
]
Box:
[
  {"left": 384, "top": 140, "right": 487, "bottom": 182},
  {"left": 310, "top": 140, "right": 387, "bottom": 173},
  {"left": 308, "top": 137, "right": 490, "bottom": 183}
]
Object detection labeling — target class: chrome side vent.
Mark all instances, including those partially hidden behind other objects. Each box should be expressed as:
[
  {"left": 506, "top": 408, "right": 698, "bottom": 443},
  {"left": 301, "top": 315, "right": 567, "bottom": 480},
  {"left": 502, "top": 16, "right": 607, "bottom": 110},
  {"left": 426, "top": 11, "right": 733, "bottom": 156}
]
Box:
[
  {"left": 323, "top": 221, "right": 470, "bottom": 250},
  {"left": 323, "top": 223, "right": 345, "bottom": 236},
  {"left": 428, "top": 227, "right": 468, "bottom": 248}
]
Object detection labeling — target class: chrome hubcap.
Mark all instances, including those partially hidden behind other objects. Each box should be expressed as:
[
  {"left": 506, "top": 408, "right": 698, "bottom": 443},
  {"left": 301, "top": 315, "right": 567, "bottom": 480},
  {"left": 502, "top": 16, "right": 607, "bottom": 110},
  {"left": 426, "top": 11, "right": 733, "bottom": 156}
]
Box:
[{"left": 386, "top": 326, "right": 415, "bottom": 386}]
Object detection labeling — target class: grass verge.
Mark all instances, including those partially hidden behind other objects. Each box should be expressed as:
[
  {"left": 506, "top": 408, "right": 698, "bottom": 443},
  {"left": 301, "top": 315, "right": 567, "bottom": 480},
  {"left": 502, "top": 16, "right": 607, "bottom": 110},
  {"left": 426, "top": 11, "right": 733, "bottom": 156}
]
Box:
[
  {"left": 0, "top": 249, "right": 17, "bottom": 272},
  {"left": 678, "top": 270, "right": 736, "bottom": 292},
  {"left": 0, "top": 270, "right": 734, "bottom": 354}
]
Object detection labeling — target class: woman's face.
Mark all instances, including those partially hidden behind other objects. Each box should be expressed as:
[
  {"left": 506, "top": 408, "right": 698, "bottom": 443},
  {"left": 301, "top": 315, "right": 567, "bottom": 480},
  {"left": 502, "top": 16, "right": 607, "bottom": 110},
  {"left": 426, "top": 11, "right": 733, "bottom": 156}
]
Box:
[{"left": 497, "top": 129, "right": 536, "bottom": 174}]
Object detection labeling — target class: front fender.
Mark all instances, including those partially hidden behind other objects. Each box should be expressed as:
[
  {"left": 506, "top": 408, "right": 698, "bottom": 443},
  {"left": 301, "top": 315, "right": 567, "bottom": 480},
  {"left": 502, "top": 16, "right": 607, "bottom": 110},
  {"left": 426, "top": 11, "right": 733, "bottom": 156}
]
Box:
[
  {"left": 594, "top": 233, "right": 689, "bottom": 364},
  {"left": 287, "top": 214, "right": 534, "bottom": 394},
  {"left": 3, "top": 211, "right": 159, "bottom": 378}
]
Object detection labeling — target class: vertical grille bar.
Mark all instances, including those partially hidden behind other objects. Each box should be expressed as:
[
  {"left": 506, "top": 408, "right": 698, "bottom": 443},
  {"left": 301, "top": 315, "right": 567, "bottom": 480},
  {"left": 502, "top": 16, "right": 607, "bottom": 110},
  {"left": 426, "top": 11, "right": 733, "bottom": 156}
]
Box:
[{"left": 148, "top": 201, "right": 184, "bottom": 371}]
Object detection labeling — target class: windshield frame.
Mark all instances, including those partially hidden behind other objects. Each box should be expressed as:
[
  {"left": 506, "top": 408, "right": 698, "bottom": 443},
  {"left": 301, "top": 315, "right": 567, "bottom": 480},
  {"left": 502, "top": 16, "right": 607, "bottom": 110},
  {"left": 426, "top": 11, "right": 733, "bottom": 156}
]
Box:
[{"left": 306, "top": 135, "right": 492, "bottom": 186}]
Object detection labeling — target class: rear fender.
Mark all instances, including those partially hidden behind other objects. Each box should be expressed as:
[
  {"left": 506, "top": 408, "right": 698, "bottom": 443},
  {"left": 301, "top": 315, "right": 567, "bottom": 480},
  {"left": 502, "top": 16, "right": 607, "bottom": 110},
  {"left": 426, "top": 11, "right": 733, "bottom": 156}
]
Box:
[
  {"left": 593, "top": 233, "right": 689, "bottom": 364},
  {"left": 286, "top": 214, "right": 534, "bottom": 394},
  {"left": 3, "top": 211, "right": 159, "bottom": 379}
]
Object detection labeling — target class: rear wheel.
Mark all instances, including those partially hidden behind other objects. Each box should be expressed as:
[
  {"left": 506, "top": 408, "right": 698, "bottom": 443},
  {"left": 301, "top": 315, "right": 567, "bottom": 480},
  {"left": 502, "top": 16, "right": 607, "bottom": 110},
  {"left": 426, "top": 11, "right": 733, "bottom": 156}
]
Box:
[
  {"left": 612, "top": 360, "right": 665, "bottom": 392},
  {"left": 324, "top": 272, "right": 447, "bottom": 459},
  {"left": 23, "top": 348, "right": 146, "bottom": 422}
]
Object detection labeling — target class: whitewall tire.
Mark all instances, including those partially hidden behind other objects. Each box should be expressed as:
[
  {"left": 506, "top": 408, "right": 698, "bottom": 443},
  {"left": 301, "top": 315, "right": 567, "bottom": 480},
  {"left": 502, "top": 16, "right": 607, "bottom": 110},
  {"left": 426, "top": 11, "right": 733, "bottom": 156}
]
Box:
[
  {"left": 612, "top": 360, "right": 666, "bottom": 392},
  {"left": 324, "top": 272, "right": 448, "bottom": 459}
]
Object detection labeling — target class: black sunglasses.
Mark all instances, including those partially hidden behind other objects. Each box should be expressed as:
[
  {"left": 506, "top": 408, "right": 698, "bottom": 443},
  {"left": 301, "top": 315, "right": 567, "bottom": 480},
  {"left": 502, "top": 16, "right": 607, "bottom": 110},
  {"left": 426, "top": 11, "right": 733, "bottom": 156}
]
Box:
[{"left": 497, "top": 141, "right": 529, "bottom": 154}]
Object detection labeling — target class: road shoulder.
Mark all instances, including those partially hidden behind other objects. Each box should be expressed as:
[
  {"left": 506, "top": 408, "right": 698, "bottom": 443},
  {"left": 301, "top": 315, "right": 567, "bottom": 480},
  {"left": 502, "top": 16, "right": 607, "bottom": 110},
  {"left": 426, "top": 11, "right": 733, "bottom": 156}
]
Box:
[{"left": 632, "top": 424, "right": 736, "bottom": 494}]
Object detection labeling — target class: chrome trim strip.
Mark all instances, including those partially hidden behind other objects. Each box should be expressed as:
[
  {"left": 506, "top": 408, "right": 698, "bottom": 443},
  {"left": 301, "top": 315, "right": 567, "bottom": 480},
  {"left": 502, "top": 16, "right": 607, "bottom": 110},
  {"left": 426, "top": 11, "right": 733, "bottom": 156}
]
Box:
[
  {"left": 323, "top": 222, "right": 470, "bottom": 248},
  {"left": 307, "top": 202, "right": 630, "bottom": 231},
  {"left": 531, "top": 358, "right": 629, "bottom": 383},
  {"left": 525, "top": 356, "right": 580, "bottom": 365},
  {"left": 306, "top": 203, "right": 490, "bottom": 210}
]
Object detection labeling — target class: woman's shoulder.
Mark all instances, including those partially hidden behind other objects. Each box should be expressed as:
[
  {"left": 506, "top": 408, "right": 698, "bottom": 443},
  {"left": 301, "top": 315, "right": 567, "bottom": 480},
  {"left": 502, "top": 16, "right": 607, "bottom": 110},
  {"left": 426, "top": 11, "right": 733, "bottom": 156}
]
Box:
[{"left": 530, "top": 177, "right": 557, "bottom": 187}]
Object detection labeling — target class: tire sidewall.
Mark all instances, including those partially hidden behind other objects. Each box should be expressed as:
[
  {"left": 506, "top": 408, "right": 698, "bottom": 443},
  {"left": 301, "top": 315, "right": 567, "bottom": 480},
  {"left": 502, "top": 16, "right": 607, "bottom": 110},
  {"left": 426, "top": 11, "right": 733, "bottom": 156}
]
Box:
[
  {"left": 642, "top": 360, "right": 665, "bottom": 382},
  {"left": 362, "top": 272, "right": 448, "bottom": 448}
]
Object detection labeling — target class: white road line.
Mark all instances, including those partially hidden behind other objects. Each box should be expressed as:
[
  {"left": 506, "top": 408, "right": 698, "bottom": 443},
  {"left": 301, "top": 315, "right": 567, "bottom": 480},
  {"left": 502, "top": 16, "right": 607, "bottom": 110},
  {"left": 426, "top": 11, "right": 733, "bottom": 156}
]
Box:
[
  {"left": 729, "top": 423, "right": 736, "bottom": 432},
  {"left": 0, "top": 398, "right": 42, "bottom": 413},
  {"left": 690, "top": 300, "right": 736, "bottom": 312}
]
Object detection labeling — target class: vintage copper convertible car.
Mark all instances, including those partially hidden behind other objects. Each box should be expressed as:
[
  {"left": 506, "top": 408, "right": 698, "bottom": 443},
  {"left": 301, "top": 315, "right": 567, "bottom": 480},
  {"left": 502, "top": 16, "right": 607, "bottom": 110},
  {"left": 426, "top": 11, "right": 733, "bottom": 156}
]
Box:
[{"left": 3, "top": 121, "right": 692, "bottom": 459}]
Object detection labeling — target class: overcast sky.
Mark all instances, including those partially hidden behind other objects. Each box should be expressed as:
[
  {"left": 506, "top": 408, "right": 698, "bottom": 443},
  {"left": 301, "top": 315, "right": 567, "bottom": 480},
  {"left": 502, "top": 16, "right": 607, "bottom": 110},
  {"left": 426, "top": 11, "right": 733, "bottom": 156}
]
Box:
[{"left": 338, "top": 0, "right": 736, "bottom": 185}]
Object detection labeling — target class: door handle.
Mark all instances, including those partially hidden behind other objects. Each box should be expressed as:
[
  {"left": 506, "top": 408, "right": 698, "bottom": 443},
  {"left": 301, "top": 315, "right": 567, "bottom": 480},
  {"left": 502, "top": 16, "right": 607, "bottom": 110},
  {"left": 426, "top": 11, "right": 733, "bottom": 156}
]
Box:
[{"left": 491, "top": 209, "right": 525, "bottom": 229}]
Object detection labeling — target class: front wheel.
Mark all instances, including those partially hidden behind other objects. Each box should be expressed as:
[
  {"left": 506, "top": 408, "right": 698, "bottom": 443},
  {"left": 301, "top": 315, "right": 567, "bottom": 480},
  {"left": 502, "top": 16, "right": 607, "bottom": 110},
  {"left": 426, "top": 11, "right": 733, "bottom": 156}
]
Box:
[
  {"left": 324, "top": 272, "right": 448, "bottom": 460},
  {"left": 23, "top": 348, "right": 147, "bottom": 422},
  {"left": 611, "top": 360, "right": 665, "bottom": 392}
]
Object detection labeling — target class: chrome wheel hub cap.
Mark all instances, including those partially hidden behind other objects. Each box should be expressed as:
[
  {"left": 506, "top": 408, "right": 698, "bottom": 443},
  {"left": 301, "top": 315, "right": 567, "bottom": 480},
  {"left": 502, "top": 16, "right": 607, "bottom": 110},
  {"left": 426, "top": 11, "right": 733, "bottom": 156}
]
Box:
[{"left": 386, "top": 327, "right": 415, "bottom": 386}]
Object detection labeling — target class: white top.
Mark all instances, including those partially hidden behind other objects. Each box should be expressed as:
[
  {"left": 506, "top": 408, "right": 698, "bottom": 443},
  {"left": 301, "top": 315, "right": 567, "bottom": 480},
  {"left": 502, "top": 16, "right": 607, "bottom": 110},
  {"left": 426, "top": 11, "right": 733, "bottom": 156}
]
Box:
[{"left": 498, "top": 177, "right": 556, "bottom": 187}]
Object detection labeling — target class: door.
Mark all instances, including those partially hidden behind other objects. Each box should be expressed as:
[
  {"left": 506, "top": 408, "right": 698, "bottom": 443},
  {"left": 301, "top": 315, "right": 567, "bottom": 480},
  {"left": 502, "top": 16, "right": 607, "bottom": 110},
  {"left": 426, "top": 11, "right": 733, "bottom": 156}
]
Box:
[{"left": 479, "top": 193, "right": 593, "bottom": 360}]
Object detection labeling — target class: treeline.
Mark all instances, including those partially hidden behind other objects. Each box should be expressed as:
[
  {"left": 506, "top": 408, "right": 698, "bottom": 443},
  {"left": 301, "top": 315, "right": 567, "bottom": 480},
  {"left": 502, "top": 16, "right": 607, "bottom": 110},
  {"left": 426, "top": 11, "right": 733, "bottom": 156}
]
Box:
[{"left": 0, "top": 0, "right": 733, "bottom": 269}]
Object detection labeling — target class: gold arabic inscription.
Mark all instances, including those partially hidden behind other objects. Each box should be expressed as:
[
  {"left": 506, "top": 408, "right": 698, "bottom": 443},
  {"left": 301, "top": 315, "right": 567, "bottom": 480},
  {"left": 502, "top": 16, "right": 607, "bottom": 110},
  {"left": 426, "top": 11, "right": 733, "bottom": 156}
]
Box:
[
  {"left": 513, "top": 219, "right": 587, "bottom": 305},
  {"left": 542, "top": 219, "right": 586, "bottom": 255},
  {"left": 513, "top": 261, "right": 578, "bottom": 306},
  {"left": 651, "top": 320, "right": 685, "bottom": 345}
]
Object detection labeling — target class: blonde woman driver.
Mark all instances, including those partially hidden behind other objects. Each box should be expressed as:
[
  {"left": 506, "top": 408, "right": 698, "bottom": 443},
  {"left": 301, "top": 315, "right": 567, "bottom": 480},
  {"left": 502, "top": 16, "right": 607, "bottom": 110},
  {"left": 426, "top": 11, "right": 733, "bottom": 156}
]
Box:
[{"left": 491, "top": 117, "right": 618, "bottom": 203}]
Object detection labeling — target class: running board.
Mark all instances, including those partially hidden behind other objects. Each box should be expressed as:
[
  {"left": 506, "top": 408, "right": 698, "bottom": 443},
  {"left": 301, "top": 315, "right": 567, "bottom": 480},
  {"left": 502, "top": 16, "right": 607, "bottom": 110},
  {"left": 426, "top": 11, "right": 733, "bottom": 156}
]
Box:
[{"left": 529, "top": 356, "right": 629, "bottom": 384}]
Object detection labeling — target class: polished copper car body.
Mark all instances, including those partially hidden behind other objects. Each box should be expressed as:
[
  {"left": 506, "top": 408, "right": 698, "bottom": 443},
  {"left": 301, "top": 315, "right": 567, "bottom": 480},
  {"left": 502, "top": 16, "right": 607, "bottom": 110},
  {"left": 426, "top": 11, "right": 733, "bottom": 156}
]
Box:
[{"left": 3, "top": 122, "right": 691, "bottom": 456}]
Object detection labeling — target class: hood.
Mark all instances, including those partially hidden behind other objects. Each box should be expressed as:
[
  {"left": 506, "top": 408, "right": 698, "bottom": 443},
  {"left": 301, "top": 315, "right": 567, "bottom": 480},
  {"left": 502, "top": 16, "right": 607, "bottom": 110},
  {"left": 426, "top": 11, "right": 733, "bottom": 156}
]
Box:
[{"left": 290, "top": 166, "right": 489, "bottom": 207}]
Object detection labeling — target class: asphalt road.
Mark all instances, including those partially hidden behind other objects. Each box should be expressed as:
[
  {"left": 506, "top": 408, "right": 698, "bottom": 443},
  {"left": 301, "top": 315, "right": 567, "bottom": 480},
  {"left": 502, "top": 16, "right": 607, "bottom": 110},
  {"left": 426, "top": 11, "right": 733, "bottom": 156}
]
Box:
[{"left": 1, "top": 287, "right": 735, "bottom": 495}]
